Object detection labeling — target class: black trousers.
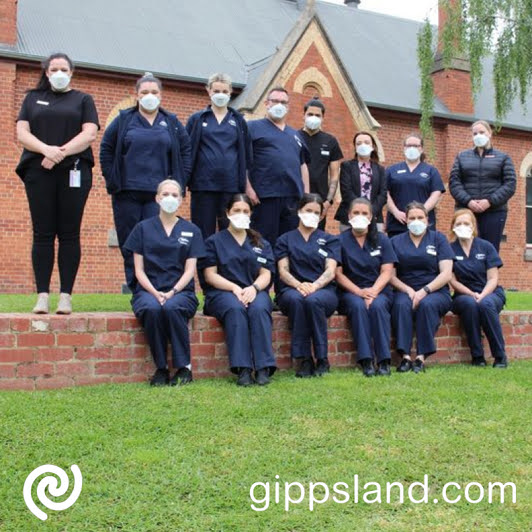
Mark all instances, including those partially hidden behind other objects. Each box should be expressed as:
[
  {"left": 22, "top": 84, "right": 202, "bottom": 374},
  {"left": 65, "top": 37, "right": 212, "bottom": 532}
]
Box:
[{"left": 24, "top": 160, "right": 92, "bottom": 294}]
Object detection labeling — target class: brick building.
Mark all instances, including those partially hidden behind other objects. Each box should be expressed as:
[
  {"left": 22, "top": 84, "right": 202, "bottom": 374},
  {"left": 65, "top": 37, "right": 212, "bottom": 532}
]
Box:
[{"left": 0, "top": 0, "right": 531, "bottom": 294}]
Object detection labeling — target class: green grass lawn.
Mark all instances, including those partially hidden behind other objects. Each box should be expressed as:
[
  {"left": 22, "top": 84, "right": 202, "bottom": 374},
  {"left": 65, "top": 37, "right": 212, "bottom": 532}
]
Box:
[
  {"left": 1, "top": 363, "right": 530, "bottom": 530},
  {"left": 0, "top": 291, "right": 531, "bottom": 313}
]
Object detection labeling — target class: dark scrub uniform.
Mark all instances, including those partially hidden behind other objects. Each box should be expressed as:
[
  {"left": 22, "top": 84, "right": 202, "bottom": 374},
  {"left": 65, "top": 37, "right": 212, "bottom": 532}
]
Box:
[
  {"left": 298, "top": 129, "right": 343, "bottom": 229},
  {"left": 200, "top": 230, "right": 276, "bottom": 374},
  {"left": 16, "top": 88, "right": 99, "bottom": 295},
  {"left": 451, "top": 237, "right": 506, "bottom": 361},
  {"left": 187, "top": 108, "right": 248, "bottom": 238},
  {"left": 337, "top": 231, "right": 397, "bottom": 363},
  {"left": 275, "top": 229, "right": 340, "bottom": 361},
  {"left": 124, "top": 217, "right": 205, "bottom": 371},
  {"left": 391, "top": 230, "right": 454, "bottom": 357},
  {"left": 386, "top": 161, "right": 445, "bottom": 237},
  {"left": 248, "top": 118, "right": 309, "bottom": 246}
]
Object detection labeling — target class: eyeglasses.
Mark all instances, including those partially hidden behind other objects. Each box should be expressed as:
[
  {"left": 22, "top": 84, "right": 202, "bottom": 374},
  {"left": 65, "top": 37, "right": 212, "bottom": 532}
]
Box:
[{"left": 268, "top": 99, "right": 289, "bottom": 105}]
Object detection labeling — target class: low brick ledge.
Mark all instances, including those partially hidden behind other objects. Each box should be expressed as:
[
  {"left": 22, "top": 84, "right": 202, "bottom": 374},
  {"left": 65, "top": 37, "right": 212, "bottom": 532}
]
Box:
[{"left": 0, "top": 312, "right": 531, "bottom": 390}]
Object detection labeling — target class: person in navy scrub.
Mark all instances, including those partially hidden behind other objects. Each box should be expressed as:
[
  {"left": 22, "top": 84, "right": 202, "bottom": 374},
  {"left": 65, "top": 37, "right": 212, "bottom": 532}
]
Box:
[
  {"left": 449, "top": 120, "right": 516, "bottom": 252},
  {"left": 100, "top": 72, "right": 192, "bottom": 289},
  {"left": 200, "top": 194, "right": 276, "bottom": 387},
  {"left": 246, "top": 86, "right": 310, "bottom": 246},
  {"left": 186, "top": 73, "right": 250, "bottom": 238},
  {"left": 386, "top": 133, "right": 445, "bottom": 237},
  {"left": 335, "top": 131, "right": 387, "bottom": 232},
  {"left": 336, "top": 198, "right": 397, "bottom": 377},
  {"left": 275, "top": 193, "right": 339, "bottom": 378},
  {"left": 390, "top": 201, "right": 454, "bottom": 373},
  {"left": 449, "top": 209, "right": 508, "bottom": 368},
  {"left": 124, "top": 179, "right": 205, "bottom": 387}
]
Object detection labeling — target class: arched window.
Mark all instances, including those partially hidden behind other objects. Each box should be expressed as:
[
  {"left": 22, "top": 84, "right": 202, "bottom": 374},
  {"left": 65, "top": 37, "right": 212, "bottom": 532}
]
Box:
[{"left": 527, "top": 166, "right": 532, "bottom": 244}]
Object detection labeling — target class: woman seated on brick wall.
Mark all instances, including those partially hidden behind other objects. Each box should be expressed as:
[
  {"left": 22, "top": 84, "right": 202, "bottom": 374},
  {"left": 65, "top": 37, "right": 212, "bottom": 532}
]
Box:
[
  {"left": 390, "top": 201, "right": 454, "bottom": 373},
  {"left": 449, "top": 208, "right": 508, "bottom": 368},
  {"left": 16, "top": 52, "right": 99, "bottom": 315},
  {"left": 336, "top": 198, "right": 397, "bottom": 377},
  {"left": 124, "top": 179, "right": 205, "bottom": 386},
  {"left": 100, "top": 72, "right": 192, "bottom": 291},
  {"left": 275, "top": 193, "right": 340, "bottom": 378},
  {"left": 199, "top": 194, "right": 276, "bottom": 387}
]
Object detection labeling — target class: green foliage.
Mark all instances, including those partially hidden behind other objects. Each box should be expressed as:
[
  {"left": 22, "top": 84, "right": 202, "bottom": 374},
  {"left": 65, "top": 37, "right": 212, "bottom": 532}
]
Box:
[
  {"left": 1, "top": 363, "right": 531, "bottom": 530},
  {"left": 418, "top": 0, "right": 532, "bottom": 134}
]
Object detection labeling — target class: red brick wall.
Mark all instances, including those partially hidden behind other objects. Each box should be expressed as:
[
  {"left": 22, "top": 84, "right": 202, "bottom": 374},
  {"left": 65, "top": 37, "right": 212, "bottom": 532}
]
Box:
[
  {"left": 1, "top": 311, "right": 530, "bottom": 390},
  {"left": 1, "top": 55, "right": 531, "bottom": 293}
]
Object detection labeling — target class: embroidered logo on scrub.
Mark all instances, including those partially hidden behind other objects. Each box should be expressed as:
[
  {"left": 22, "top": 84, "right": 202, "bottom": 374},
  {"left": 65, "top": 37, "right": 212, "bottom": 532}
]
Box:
[
  {"left": 253, "top": 247, "right": 263, "bottom": 254},
  {"left": 178, "top": 237, "right": 190, "bottom": 245},
  {"left": 420, "top": 172, "right": 429, "bottom": 179},
  {"left": 426, "top": 245, "right": 437, "bottom": 256},
  {"left": 475, "top": 253, "right": 486, "bottom": 260},
  {"left": 317, "top": 238, "right": 327, "bottom": 245},
  {"left": 229, "top": 119, "right": 237, "bottom": 127}
]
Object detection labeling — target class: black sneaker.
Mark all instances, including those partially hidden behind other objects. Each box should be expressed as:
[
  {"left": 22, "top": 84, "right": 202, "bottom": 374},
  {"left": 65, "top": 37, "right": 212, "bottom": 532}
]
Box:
[
  {"left": 493, "top": 356, "right": 508, "bottom": 368},
  {"left": 315, "top": 358, "right": 330, "bottom": 376},
  {"left": 150, "top": 368, "right": 169, "bottom": 386},
  {"left": 413, "top": 358, "right": 425, "bottom": 374},
  {"left": 397, "top": 358, "right": 413, "bottom": 373},
  {"left": 237, "top": 367, "right": 254, "bottom": 386},
  {"left": 170, "top": 367, "right": 193, "bottom": 386},
  {"left": 295, "top": 357, "right": 315, "bottom": 378},
  {"left": 361, "top": 359, "right": 376, "bottom": 377},
  {"left": 377, "top": 360, "right": 391, "bottom": 376},
  {"left": 472, "top": 357, "right": 487, "bottom": 367},
  {"left": 255, "top": 368, "right": 271, "bottom": 386}
]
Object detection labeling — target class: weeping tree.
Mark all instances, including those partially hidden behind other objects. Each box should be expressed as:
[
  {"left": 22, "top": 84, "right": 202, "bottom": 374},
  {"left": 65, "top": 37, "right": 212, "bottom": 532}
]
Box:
[{"left": 417, "top": 0, "right": 532, "bottom": 143}]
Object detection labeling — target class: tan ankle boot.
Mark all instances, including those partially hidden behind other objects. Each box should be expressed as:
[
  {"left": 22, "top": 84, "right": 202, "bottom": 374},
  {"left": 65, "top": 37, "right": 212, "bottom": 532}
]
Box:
[
  {"left": 56, "top": 293, "right": 72, "bottom": 315},
  {"left": 32, "top": 293, "right": 49, "bottom": 314}
]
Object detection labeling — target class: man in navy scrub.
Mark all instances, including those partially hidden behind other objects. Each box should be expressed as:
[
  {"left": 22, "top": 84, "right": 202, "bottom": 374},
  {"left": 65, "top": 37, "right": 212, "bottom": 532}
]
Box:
[
  {"left": 246, "top": 86, "right": 310, "bottom": 246},
  {"left": 186, "top": 73, "right": 250, "bottom": 238},
  {"left": 298, "top": 98, "right": 343, "bottom": 230}
]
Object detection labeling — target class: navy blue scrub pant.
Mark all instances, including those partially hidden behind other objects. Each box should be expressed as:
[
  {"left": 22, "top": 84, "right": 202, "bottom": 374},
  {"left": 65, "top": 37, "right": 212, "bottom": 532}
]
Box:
[
  {"left": 392, "top": 289, "right": 452, "bottom": 357},
  {"left": 475, "top": 210, "right": 507, "bottom": 252},
  {"left": 132, "top": 290, "right": 198, "bottom": 370},
  {"left": 278, "top": 286, "right": 338, "bottom": 360},
  {"left": 204, "top": 290, "right": 276, "bottom": 374},
  {"left": 452, "top": 288, "right": 506, "bottom": 360},
  {"left": 112, "top": 190, "right": 159, "bottom": 288},
  {"left": 190, "top": 191, "right": 232, "bottom": 239},
  {"left": 251, "top": 196, "right": 299, "bottom": 247},
  {"left": 339, "top": 291, "right": 392, "bottom": 362}
]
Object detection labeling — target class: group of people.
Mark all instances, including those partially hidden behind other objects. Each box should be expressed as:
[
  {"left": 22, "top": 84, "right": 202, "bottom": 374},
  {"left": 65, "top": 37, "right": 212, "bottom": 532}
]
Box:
[{"left": 15, "top": 54, "right": 516, "bottom": 386}]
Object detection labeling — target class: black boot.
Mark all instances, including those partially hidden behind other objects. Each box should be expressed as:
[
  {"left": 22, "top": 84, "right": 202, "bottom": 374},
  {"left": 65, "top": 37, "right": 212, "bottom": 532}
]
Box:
[
  {"left": 237, "top": 367, "right": 254, "bottom": 386},
  {"left": 315, "top": 358, "right": 330, "bottom": 376},
  {"left": 150, "top": 368, "right": 169, "bottom": 386},
  {"left": 360, "top": 359, "right": 375, "bottom": 377},
  {"left": 295, "top": 357, "right": 315, "bottom": 378}
]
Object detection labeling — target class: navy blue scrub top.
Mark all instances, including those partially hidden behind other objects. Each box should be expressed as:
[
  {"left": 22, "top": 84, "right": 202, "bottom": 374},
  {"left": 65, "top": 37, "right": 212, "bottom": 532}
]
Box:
[
  {"left": 248, "top": 118, "right": 309, "bottom": 198},
  {"left": 190, "top": 110, "right": 239, "bottom": 192},
  {"left": 200, "top": 229, "right": 275, "bottom": 292},
  {"left": 338, "top": 230, "right": 397, "bottom": 290},
  {"left": 274, "top": 229, "right": 340, "bottom": 294},
  {"left": 391, "top": 230, "right": 454, "bottom": 291},
  {"left": 386, "top": 161, "right": 445, "bottom": 233},
  {"left": 124, "top": 216, "right": 205, "bottom": 292},
  {"left": 451, "top": 237, "right": 503, "bottom": 293},
  {"left": 122, "top": 111, "right": 172, "bottom": 191}
]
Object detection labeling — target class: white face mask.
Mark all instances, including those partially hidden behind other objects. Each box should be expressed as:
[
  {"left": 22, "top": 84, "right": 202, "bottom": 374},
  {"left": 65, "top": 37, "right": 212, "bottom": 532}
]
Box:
[
  {"left": 140, "top": 93, "right": 160, "bottom": 112},
  {"left": 228, "top": 213, "right": 250, "bottom": 230},
  {"left": 408, "top": 219, "right": 427, "bottom": 236},
  {"left": 49, "top": 71, "right": 71, "bottom": 91},
  {"left": 473, "top": 134, "right": 489, "bottom": 148},
  {"left": 159, "top": 196, "right": 181, "bottom": 214},
  {"left": 304, "top": 116, "right": 321, "bottom": 130},
  {"left": 298, "top": 212, "right": 319, "bottom": 229},
  {"left": 404, "top": 147, "right": 421, "bottom": 161},
  {"left": 211, "top": 93, "right": 230, "bottom": 107},
  {"left": 453, "top": 225, "right": 473, "bottom": 239},
  {"left": 356, "top": 144, "right": 373, "bottom": 158},
  {"left": 349, "top": 215, "right": 371, "bottom": 231},
  {"left": 268, "top": 103, "right": 288, "bottom": 120}
]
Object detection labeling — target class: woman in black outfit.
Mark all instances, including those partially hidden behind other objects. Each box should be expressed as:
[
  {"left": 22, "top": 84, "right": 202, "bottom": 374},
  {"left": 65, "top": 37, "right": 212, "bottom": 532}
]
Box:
[
  {"left": 335, "top": 130, "right": 386, "bottom": 231},
  {"left": 16, "top": 53, "right": 99, "bottom": 314}
]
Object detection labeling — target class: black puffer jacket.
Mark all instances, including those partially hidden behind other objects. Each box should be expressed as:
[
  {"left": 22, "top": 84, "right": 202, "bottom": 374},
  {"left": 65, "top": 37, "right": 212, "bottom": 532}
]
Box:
[{"left": 449, "top": 147, "right": 516, "bottom": 211}]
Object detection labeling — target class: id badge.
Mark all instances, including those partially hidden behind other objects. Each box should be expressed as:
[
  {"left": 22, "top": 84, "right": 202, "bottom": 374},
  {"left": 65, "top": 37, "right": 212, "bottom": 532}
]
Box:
[{"left": 69, "top": 170, "right": 81, "bottom": 188}]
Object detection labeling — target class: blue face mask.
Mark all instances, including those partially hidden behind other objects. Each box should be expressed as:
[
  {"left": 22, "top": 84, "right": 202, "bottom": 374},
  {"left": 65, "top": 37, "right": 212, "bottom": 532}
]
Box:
[
  {"left": 211, "top": 93, "right": 230, "bottom": 107},
  {"left": 140, "top": 94, "right": 160, "bottom": 112},
  {"left": 408, "top": 219, "right": 427, "bottom": 236},
  {"left": 404, "top": 147, "right": 421, "bottom": 161},
  {"left": 159, "top": 196, "right": 180, "bottom": 214},
  {"left": 473, "top": 134, "right": 489, "bottom": 148},
  {"left": 268, "top": 103, "right": 288, "bottom": 120},
  {"left": 356, "top": 144, "right": 373, "bottom": 157}
]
